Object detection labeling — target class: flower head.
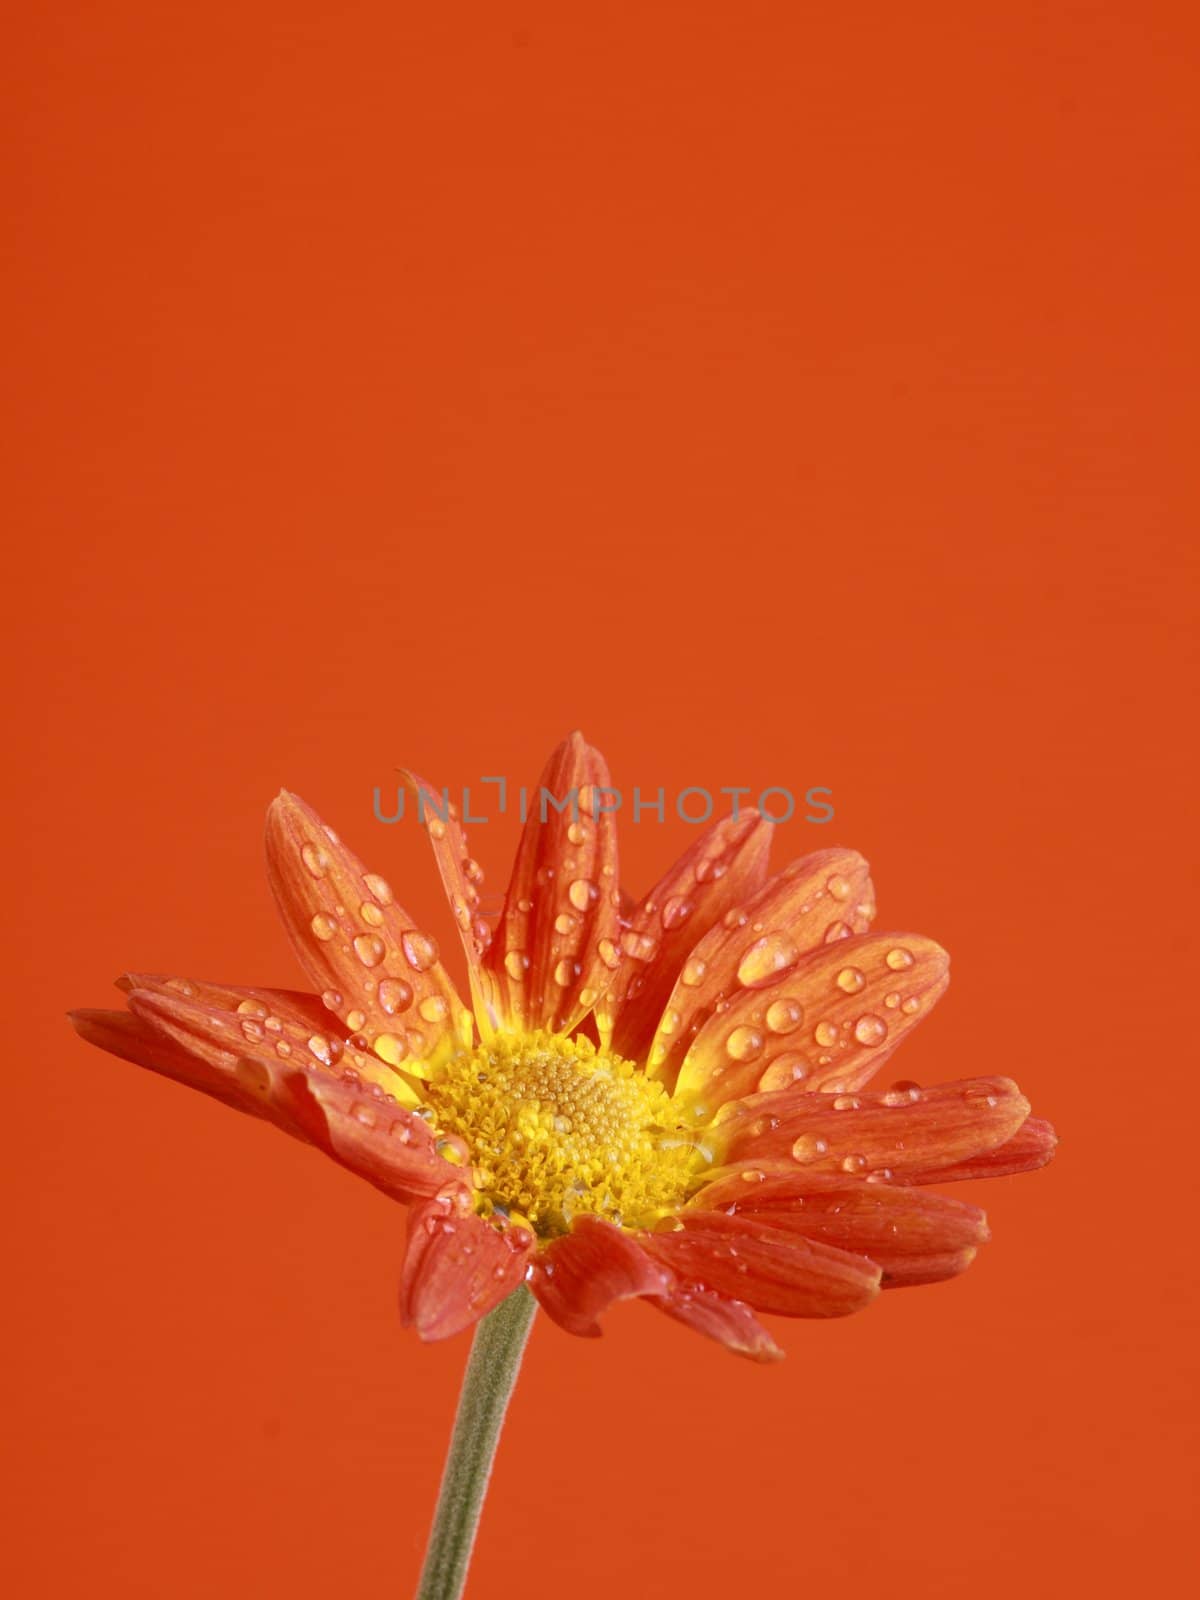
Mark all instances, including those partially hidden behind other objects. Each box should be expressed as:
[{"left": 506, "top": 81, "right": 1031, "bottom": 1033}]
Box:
[{"left": 71, "top": 734, "right": 1055, "bottom": 1360}]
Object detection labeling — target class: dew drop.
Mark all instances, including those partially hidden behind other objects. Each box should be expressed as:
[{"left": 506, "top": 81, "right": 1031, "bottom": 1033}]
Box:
[
  {"left": 736, "top": 932, "right": 799, "bottom": 989},
  {"left": 568, "top": 878, "right": 597, "bottom": 912},
  {"left": 884, "top": 1080, "right": 922, "bottom": 1106},
  {"left": 823, "top": 921, "right": 853, "bottom": 942},
  {"left": 597, "top": 938, "right": 620, "bottom": 970},
  {"left": 363, "top": 873, "right": 392, "bottom": 905},
  {"left": 301, "top": 842, "right": 330, "bottom": 878},
  {"left": 418, "top": 995, "right": 448, "bottom": 1023},
  {"left": 353, "top": 932, "right": 386, "bottom": 968},
  {"left": 236, "top": 998, "right": 268, "bottom": 1017},
  {"left": 378, "top": 978, "right": 413, "bottom": 1014},
  {"left": 791, "top": 1134, "right": 830, "bottom": 1163},
  {"left": 765, "top": 997, "right": 804, "bottom": 1034},
  {"left": 402, "top": 931, "right": 439, "bottom": 971},
  {"left": 554, "top": 911, "right": 578, "bottom": 935},
  {"left": 886, "top": 947, "right": 915, "bottom": 970},
  {"left": 307, "top": 1034, "right": 335, "bottom": 1066},
  {"left": 311, "top": 913, "right": 338, "bottom": 942},
  {"left": 374, "top": 1033, "right": 407, "bottom": 1066},
  {"left": 853, "top": 1014, "right": 888, "bottom": 1047},
  {"left": 901, "top": 996, "right": 921, "bottom": 1015},
  {"left": 659, "top": 1007, "right": 682, "bottom": 1036},
  {"left": 841, "top": 1153, "right": 869, "bottom": 1174},
  {"left": 554, "top": 958, "right": 580, "bottom": 988},
  {"left": 661, "top": 895, "right": 694, "bottom": 931},
  {"left": 836, "top": 966, "right": 866, "bottom": 994},
  {"left": 726, "top": 1025, "right": 764, "bottom": 1063},
  {"left": 504, "top": 949, "right": 530, "bottom": 981},
  {"left": 360, "top": 901, "right": 384, "bottom": 927},
  {"left": 814, "top": 1020, "right": 840, "bottom": 1047},
  {"left": 758, "top": 1052, "right": 810, "bottom": 1091},
  {"left": 827, "top": 874, "right": 852, "bottom": 901},
  {"left": 321, "top": 988, "right": 343, "bottom": 1012},
  {"left": 680, "top": 957, "right": 708, "bottom": 988}
]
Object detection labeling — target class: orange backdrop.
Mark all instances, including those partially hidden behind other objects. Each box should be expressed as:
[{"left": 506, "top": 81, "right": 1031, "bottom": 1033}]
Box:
[{"left": 5, "top": 4, "right": 1196, "bottom": 1597}]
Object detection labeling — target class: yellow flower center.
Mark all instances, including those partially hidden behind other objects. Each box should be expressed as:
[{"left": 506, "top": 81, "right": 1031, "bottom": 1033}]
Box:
[{"left": 422, "top": 1030, "right": 704, "bottom": 1237}]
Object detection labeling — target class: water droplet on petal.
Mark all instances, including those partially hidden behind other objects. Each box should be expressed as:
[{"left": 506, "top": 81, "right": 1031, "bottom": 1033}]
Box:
[
  {"left": 377, "top": 978, "right": 412, "bottom": 1014},
  {"left": 886, "top": 947, "right": 915, "bottom": 970},
  {"left": 353, "top": 932, "right": 386, "bottom": 967},
  {"left": 311, "top": 913, "right": 338, "bottom": 942},
  {"left": 568, "top": 878, "right": 597, "bottom": 911},
  {"left": 765, "top": 998, "right": 804, "bottom": 1034},
  {"left": 758, "top": 1052, "right": 810, "bottom": 1090},
  {"left": 681, "top": 957, "right": 708, "bottom": 987},
  {"left": 726, "top": 1025, "right": 764, "bottom": 1062},
  {"left": 360, "top": 901, "right": 384, "bottom": 927},
  {"left": 418, "top": 995, "right": 448, "bottom": 1023},
  {"left": 301, "top": 842, "right": 330, "bottom": 877},
  {"left": 853, "top": 1014, "right": 888, "bottom": 1047},
  {"left": 402, "top": 931, "right": 439, "bottom": 971},
  {"left": 827, "top": 874, "right": 852, "bottom": 901},
  {"left": 814, "top": 1020, "right": 840, "bottom": 1046},
  {"left": 791, "top": 1133, "right": 830, "bottom": 1162},
  {"left": 504, "top": 949, "right": 529, "bottom": 981},
  {"left": 374, "top": 1033, "right": 407, "bottom": 1065},
  {"left": 841, "top": 1152, "right": 869, "bottom": 1174},
  {"left": 661, "top": 895, "right": 694, "bottom": 930},
  {"left": 363, "top": 873, "right": 393, "bottom": 905},
  {"left": 823, "top": 921, "right": 853, "bottom": 942},
  {"left": 836, "top": 966, "right": 865, "bottom": 994},
  {"left": 736, "top": 932, "right": 799, "bottom": 988},
  {"left": 901, "top": 996, "right": 921, "bottom": 1015},
  {"left": 597, "top": 938, "right": 620, "bottom": 969},
  {"left": 554, "top": 958, "right": 580, "bottom": 988},
  {"left": 884, "top": 1080, "right": 922, "bottom": 1106}
]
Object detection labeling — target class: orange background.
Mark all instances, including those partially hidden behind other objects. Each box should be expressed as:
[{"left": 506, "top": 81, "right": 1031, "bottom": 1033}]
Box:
[{"left": 4, "top": 4, "right": 1196, "bottom": 1596}]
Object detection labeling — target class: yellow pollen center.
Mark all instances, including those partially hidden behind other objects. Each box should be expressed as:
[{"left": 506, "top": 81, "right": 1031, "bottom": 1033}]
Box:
[{"left": 422, "top": 1030, "right": 703, "bottom": 1237}]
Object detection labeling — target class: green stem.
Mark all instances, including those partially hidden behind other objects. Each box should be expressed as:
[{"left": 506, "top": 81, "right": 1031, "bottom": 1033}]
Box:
[{"left": 415, "top": 1285, "right": 537, "bottom": 1600}]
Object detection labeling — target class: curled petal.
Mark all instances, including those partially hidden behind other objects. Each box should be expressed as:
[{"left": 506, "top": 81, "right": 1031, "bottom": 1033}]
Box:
[
  {"left": 529, "top": 1217, "right": 672, "bottom": 1337},
  {"left": 912, "top": 1115, "right": 1058, "bottom": 1184},
  {"left": 398, "top": 770, "right": 496, "bottom": 1034},
  {"left": 647, "top": 848, "right": 874, "bottom": 1092},
  {"left": 649, "top": 1287, "right": 783, "bottom": 1362},
  {"left": 72, "top": 994, "right": 457, "bottom": 1204},
  {"left": 265, "top": 791, "right": 472, "bottom": 1073},
  {"left": 600, "top": 810, "right": 773, "bottom": 1055},
  {"left": 484, "top": 733, "right": 620, "bottom": 1034},
  {"left": 708, "top": 1076, "right": 1031, "bottom": 1182},
  {"left": 640, "top": 1211, "right": 880, "bottom": 1318},
  {"left": 399, "top": 1193, "right": 534, "bottom": 1340},
  {"left": 674, "top": 931, "right": 949, "bottom": 1112},
  {"left": 69, "top": 1007, "right": 268, "bottom": 1119},
  {"left": 698, "top": 1177, "right": 989, "bottom": 1290}
]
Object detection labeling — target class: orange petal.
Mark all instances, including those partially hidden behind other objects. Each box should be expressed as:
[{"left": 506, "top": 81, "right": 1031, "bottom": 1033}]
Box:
[
  {"left": 640, "top": 1211, "right": 881, "bottom": 1318},
  {"left": 599, "top": 810, "right": 773, "bottom": 1055},
  {"left": 69, "top": 1007, "right": 267, "bottom": 1119},
  {"left": 673, "top": 930, "right": 949, "bottom": 1113},
  {"left": 648, "top": 1287, "right": 783, "bottom": 1362},
  {"left": 399, "top": 1191, "right": 534, "bottom": 1340},
  {"left": 483, "top": 733, "right": 620, "bottom": 1033},
  {"left": 708, "top": 1076, "right": 1031, "bottom": 1181},
  {"left": 697, "top": 1177, "right": 989, "bottom": 1290},
  {"left": 265, "top": 791, "right": 473, "bottom": 1074},
  {"left": 74, "top": 992, "right": 457, "bottom": 1204},
  {"left": 529, "top": 1216, "right": 672, "bottom": 1337},
  {"left": 398, "top": 770, "right": 497, "bottom": 1034},
  {"left": 645, "top": 848, "right": 874, "bottom": 1091},
  {"left": 912, "top": 1115, "right": 1058, "bottom": 1183}
]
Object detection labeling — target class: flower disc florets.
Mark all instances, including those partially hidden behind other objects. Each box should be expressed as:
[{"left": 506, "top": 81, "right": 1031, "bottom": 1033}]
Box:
[{"left": 423, "top": 1030, "right": 703, "bottom": 1237}]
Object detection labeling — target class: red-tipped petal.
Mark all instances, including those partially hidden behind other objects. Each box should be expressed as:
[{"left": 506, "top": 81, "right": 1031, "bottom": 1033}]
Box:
[
  {"left": 913, "top": 1115, "right": 1058, "bottom": 1183},
  {"left": 484, "top": 733, "right": 621, "bottom": 1034},
  {"left": 529, "top": 1217, "right": 673, "bottom": 1337},
  {"left": 700, "top": 1178, "right": 989, "bottom": 1290},
  {"left": 600, "top": 810, "right": 774, "bottom": 1055},
  {"left": 640, "top": 1211, "right": 881, "bottom": 1318},
  {"left": 265, "top": 791, "right": 472, "bottom": 1074},
  {"left": 708, "top": 1076, "right": 1031, "bottom": 1181},
  {"left": 674, "top": 931, "right": 949, "bottom": 1112},
  {"left": 649, "top": 1287, "right": 783, "bottom": 1362},
  {"left": 399, "top": 1193, "right": 534, "bottom": 1340},
  {"left": 646, "top": 849, "right": 875, "bottom": 1092},
  {"left": 398, "top": 770, "right": 497, "bottom": 1033}
]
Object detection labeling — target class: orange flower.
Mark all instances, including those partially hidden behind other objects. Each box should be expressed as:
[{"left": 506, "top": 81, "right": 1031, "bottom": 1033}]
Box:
[{"left": 70, "top": 734, "right": 1055, "bottom": 1361}]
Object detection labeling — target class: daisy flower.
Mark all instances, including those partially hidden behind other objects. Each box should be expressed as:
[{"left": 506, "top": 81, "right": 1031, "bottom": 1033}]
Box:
[{"left": 71, "top": 732, "right": 1054, "bottom": 1361}]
